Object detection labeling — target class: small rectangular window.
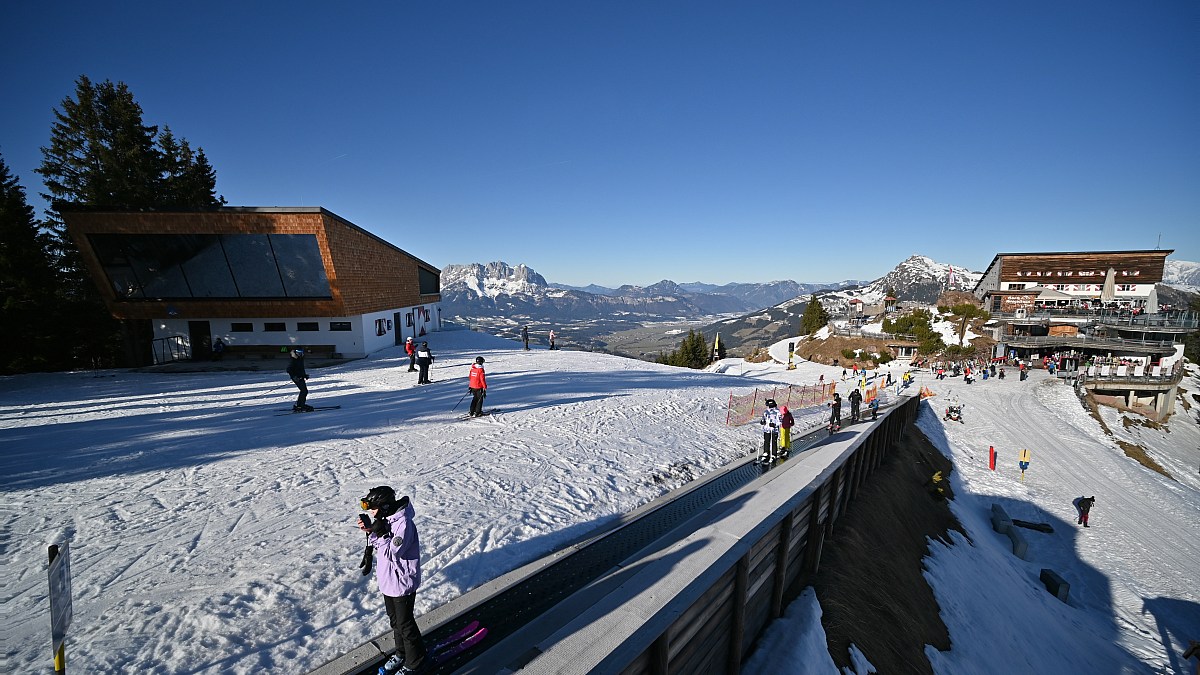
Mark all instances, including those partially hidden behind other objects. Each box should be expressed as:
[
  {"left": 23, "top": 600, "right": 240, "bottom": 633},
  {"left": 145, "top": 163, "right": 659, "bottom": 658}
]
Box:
[
  {"left": 297, "top": 322, "right": 319, "bottom": 331},
  {"left": 231, "top": 322, "right": 253, "bottom": 332},
  {"left": 264, "top": 322, "right": 286, "bottom": 332},
  {"left": 330, "top": 321, "right": 352, "bottom": 331}
]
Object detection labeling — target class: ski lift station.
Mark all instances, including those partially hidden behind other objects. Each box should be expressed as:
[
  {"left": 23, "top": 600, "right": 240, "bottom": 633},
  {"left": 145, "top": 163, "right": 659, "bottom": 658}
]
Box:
[{"left": 62, "top": 206, "right": 442, "bottom": 364}]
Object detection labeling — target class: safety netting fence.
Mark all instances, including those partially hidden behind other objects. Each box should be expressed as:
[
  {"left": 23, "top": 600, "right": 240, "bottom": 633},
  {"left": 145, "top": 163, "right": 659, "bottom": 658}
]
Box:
[{"left": 727, "top": 381, "right": 848, "bottom": 426}]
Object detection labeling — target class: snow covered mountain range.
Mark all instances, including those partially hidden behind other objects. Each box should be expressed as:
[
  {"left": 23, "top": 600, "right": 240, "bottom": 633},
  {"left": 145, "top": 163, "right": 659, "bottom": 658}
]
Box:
[
  {"left": 438, "top": 262, "right": 840, "bottom": 321},
  {"left": 1163, "top": 259, "right": 1200, "bottom": 293}
]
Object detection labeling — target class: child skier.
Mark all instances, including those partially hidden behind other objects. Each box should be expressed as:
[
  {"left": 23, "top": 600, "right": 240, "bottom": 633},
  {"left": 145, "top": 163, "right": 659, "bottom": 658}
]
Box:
[
  {"left": 828, "top": 393, "right": 842, "bottom": 433},
  {"left": 759, "top": 399, "right": 782, "bottom": 462},
  {"left": 358, "top": 486, "right": 427, "bottom": 673},
  {"left": 778, "top": 405, "right": 795, "bottom": 459}
]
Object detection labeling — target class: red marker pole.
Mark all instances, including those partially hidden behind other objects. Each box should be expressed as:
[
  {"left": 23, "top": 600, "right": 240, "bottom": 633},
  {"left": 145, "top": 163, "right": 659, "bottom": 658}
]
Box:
[{"left": 989, "top": 446, "right": 996, "bottom": 471}]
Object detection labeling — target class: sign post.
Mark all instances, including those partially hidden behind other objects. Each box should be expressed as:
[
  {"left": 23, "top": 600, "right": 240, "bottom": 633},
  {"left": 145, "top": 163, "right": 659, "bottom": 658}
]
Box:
[
  {"left": 48, "top": 542, "right": 73, "bottom": 674},
  {"left": 1018, "top": 449, "right": 1031, "bottom": 481}
]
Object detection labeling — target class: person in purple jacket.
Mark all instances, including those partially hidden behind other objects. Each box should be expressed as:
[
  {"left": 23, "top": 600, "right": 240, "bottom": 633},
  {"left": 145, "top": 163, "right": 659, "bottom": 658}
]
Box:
[{"left": 359, "top": 485, "right": 427, "bottom": 674}]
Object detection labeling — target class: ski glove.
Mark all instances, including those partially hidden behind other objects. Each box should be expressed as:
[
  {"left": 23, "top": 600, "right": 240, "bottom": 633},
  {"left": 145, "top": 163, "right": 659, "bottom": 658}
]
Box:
[
  {"left": 359, "top": 545, "right": 373, "bottom": 576},
  {"left": 370, "top": 517, "right": 391, "bottom": 537}
]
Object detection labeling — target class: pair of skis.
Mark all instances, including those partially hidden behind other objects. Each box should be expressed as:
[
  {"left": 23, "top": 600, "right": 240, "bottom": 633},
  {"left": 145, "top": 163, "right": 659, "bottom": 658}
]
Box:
[
  {"left": 274, "top": 401, "right": 340, "bottom": 413},
  {"left": 377, "top": 620, "right": 488, "bottom": 674},
  {"left": 457, "top": 408, "right": 500, "bottom": 421}
]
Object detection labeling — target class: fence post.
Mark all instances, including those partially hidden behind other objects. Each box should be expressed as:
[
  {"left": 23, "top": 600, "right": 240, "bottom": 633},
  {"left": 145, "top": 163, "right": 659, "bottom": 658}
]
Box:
[
  {"left": 771, "top": 512, "right": 794, "bottom": 619},
  {"left": 728, "top": 554, "right": 750, "bottom": 674}
]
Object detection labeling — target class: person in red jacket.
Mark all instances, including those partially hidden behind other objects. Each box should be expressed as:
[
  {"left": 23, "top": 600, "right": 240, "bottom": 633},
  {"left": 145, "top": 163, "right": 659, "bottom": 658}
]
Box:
[
  {"left": 468, "top": 356, "right": 488, "bottom": 417},
  {"left": 404, "top": 337, "right": 417, "bottom": 372}
]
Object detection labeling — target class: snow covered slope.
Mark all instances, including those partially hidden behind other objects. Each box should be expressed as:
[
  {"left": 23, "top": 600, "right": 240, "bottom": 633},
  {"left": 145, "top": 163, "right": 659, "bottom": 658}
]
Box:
[{"left": 2, "top": 332, "right": 1197, "bottom": 674}]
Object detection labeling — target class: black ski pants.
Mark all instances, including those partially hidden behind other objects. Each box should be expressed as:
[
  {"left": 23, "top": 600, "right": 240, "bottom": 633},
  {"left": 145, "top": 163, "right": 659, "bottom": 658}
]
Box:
[
  {"left": 469, "top": 387, "right": 486, "bottom": 416},
  {"left": 418, "top": 362, "right": 431, "bottom": 384},
  {"left": 291, "top": 376, "right": 308, "bottom": 408},
  {"left": 384, "top": 592, "right": 426, "bottom": 670}
]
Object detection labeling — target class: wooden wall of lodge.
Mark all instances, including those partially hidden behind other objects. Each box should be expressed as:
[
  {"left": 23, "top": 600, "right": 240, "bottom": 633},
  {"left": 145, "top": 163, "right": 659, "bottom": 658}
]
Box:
[
  {"left": 64, "top": 210, "right": 439, "bottom": 320},
  {"left": 997, "top": 252, "right": 1168, "bottom": 284},
  {"left": 618, "top": 396, "right": 919, "bottom": 675}
]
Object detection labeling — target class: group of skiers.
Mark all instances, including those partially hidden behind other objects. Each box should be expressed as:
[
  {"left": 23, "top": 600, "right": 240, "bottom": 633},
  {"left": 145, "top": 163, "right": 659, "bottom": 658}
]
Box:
[
  {"left": 759, "top": 380, "right": 883, "bottom": 459},
  {"left": 286, "top": 338, "right": 489, "bottom": 416}
]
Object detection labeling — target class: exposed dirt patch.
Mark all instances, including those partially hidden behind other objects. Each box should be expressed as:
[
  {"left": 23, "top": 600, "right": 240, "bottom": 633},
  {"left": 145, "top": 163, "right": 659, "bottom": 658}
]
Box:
[
  {"left": 793, "top": 335, "right": 903, "bottom": 369},
  {"left": 808, "top": 425, "right": 964, "bottom": 674},
  {"left": 1084, "top": 394, "right": 1174, "bottom": 480}
]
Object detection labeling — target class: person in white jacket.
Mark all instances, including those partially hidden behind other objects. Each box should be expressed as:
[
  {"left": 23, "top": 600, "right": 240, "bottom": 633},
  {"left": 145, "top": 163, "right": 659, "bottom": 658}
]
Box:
[{"left": 759, "top": 399, "right": 783, "bottom": 462}]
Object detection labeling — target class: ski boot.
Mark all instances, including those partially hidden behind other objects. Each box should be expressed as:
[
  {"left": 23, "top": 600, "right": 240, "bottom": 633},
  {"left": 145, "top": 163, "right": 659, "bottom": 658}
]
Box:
[
  {"left": 378, "top": 653, "right": 404, "bottom": 674},
  {"left": 294, "top": 404, "right": 315, "bottom": 413}
]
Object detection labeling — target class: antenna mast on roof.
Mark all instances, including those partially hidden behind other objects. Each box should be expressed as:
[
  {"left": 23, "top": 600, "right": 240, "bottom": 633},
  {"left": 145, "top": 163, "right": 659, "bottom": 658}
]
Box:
[{"left": 1156, "top": 233, "right": 1161, "bottom": 249}]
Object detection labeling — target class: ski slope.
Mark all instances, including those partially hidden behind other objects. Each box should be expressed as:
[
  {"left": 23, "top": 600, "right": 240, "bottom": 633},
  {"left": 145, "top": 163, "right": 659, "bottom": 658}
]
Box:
[{"left": 2, "top": 329, "right": 1197, "bottom": 673}]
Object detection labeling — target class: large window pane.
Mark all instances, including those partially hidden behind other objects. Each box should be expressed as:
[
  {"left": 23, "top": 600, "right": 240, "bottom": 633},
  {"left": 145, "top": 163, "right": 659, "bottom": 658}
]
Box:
[
  {"left": 123, "top": 236, "right": 192, "bottom": 298},
  {"left": 180, "top": 235, "right": 238, "bottom": 297},
  {"left": 222, "top": 234, "right": 285, "bottom": 297},
  {"left": 269, "top": 234, "right": 331, "bottom": 297}
]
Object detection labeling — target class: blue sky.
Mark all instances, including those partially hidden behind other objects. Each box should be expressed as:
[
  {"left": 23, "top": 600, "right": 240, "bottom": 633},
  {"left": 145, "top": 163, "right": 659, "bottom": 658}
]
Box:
[{"left": 3, "top": 1, "right": 1197, "bottom": 286}]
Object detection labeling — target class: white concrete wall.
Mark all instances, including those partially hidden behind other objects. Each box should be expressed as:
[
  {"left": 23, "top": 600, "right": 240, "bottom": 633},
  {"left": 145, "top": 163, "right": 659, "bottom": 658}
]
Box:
[{"left": 154, "top": 302, "right": 441, "bottom": 359}]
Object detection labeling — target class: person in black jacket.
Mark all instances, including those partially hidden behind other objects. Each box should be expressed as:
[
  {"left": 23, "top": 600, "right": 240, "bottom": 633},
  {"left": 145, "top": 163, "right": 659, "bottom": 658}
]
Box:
[
  {"left": 287, "top": 348, "right": 313, "bottom": 412},
  {"left": 848, "top": 388, "right": 863, "bottom": 423},
  {"left": 828, "top": 393, "right": 842, "bottom": 431},
  {"left": 416, "top": 342, "right": 434, "bottom": 384}
]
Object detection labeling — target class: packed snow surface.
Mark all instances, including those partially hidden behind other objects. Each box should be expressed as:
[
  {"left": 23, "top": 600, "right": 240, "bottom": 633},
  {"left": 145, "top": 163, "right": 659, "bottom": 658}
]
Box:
[{"left": 3, "top": 329, "right": 1198, "bottom": 673}]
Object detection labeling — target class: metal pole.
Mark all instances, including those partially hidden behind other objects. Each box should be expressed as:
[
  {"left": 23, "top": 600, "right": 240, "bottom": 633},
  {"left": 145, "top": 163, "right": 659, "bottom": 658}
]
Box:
[{"left": 49, "top": 545, "right": 65, "bottom": 675}]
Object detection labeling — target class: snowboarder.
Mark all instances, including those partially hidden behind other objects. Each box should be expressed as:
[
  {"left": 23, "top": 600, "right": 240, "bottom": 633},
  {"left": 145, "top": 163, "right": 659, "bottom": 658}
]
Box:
[
  {"left": 358, "top": 486, "right": 428, "bottom": 673},
  {"left": 778, "top": 405, "right": 795, "bottom": 459},
  {"left": 467, "top": 357, "right": 488, "bottom": 417},
  {"left": 848, "top": 388, "right": 863, "bottom": 423},
  {"left": 416, "top": 342, "right": 434, "bottom": 384},
  {"left": 287, "top": 348, "right": 313, "bottom": 412},
  {"left": 405, "top": 337, "right": 417, "bottom": 372},
  {"left": 828, "top": 393, "right": 842, "bottom": 433},
  {"left": 522, "top": 325, "right": 530, "bottom": 351},
  {"left": 759, "top": 399, "right": 782, "bottom": 462},
  {"left": 1073, "top": 495, "right": 1096, "bottom": 527}
]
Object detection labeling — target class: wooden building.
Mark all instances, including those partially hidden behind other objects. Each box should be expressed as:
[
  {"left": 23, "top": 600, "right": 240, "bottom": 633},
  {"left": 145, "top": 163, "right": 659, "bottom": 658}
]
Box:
[
  {"left": 972, "top": 250, "right": 1172, "bottom": 314},
  {"left": 63, "top": 207, "right": 441, "bottom": 362}
]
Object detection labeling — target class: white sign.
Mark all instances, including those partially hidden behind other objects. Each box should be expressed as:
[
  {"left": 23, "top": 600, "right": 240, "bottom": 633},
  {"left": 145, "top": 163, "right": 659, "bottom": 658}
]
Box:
[{"left": 48, "top": 542, "right": 73, "bottom": 652}]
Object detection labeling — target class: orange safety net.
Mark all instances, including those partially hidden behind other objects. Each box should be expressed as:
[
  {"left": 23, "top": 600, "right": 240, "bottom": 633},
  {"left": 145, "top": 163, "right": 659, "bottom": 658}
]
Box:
[{"left": 726, "top": 381, "right": 839, "bottom": 426}]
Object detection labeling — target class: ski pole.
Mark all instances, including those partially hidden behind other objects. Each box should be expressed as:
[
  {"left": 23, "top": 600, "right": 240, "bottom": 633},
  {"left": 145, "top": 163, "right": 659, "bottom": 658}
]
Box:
[{"left": 452, "top": 389, "right": 470, "bottom": 412}]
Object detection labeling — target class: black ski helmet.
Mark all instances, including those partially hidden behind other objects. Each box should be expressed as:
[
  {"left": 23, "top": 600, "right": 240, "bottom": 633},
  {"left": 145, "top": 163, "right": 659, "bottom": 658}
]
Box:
[
  {"left": 765, "top": 399, "right": 777, "bottom": 408},
  {"left": 362, "top": 485, "right": 395, "bottom": 510},
  {"left": 475, "top": 356, "right": 485, "bottom": 364}
]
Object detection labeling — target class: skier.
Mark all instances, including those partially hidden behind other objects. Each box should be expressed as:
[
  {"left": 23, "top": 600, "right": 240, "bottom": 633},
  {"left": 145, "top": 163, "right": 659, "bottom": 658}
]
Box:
[
  {"left": 848, "top": 388, "right": 862, "bottom": 423},
  {"left": 416, "top": 342, "right": 434, "bottom": 384},
  {"left": 778, "top": 405, "right": 795, "bottom": 459},
  {"left": 1073, "top": 495, "right": 1096, "bottom": 527},
  {"left": 868, "top": 396, "right": 880, "bottom": 420},
  {"left": 405, "top": 337, "right": 417, "bottom": 372},
  {"left": 467, "top": 357, "right": 488, "bottom": 417},
  {"left": 358, "top": 486, "right": 427, "bottom": 673},
  {"left": 759, "top": 399, "right": 782, "bottom": 462},
  {"left": 548, "top": 329, "right": 556, "bottom": 351},
  {"left": 522, "top": 325, "right": 529, "bottom": 351},
  {"left": 828, "top": 393, "right": 842, "bottom": 433},
  {"left": 287, "top": 348, "right": 313, "bottom": 412}
]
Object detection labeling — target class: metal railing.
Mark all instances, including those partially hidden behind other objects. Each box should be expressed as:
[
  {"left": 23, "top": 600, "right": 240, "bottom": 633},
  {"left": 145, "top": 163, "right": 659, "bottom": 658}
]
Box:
[
  {"left": 150, "top": 335, "right": 189, "bottom": 364},
  {"left": 992, "top": 309, "right": 1198, "bottom": 329},
  {"left": 1002, "top": 334, "right": 1178, "bottom": 351}
]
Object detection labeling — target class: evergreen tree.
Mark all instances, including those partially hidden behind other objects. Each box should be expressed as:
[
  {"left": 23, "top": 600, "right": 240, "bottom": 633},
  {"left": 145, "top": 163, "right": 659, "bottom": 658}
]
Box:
[
  {"left": 34, "top": 76, "right": 222, "bottom": 368},
  {"left": 656, "top": 330, "right": 710, "bottom": 369},
  {"left": 799, "top": 295, "right": 830, "bottom": 335},
  {"left": 0, "top": 155, "right": 60, "bottom": 373}
]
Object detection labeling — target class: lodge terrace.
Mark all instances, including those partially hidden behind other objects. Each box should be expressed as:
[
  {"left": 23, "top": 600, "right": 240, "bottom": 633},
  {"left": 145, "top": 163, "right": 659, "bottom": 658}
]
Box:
[
  {"left": 971, "top": 249, "right": 1197, "bottom": 420},
  {"left": 63, "top": 207, "right": 442, "bottom": 364}
]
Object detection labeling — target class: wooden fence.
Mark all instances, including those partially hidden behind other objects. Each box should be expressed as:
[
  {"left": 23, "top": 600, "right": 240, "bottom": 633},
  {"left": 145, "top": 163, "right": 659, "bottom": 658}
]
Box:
[{"left": 526, "top": 394, "right": 921, "bottom": 674}]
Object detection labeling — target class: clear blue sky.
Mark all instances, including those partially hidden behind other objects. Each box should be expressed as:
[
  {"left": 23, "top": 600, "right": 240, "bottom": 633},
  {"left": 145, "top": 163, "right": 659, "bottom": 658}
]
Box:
[{"left": 3, "top": 1, "right": 1198, "bottom": 286}]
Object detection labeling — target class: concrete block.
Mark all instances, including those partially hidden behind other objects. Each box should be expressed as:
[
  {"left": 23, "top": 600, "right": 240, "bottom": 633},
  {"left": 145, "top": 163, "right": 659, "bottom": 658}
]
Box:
[
  {"left": 1006, "top": 528, "right": 1028, "bottom": 559},
  {"left": 1039, "top": 569, "right": 1070, "bottom": 602},
  {"left": 990, "top": 504, "right": 1012, "bottom": 534}
]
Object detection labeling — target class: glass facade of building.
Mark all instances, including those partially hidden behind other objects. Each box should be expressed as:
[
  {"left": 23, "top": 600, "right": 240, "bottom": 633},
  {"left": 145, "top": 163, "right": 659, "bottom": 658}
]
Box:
[{"left": 88, "top": 233, "right": 332, "bottom": 300}]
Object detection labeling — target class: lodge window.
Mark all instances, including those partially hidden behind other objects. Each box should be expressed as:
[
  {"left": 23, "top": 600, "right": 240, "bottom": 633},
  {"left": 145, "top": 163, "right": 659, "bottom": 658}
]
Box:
[
  {"left": 418, "top": 267, "right": 440, "bottom": 295},
  {"left": 330, "top": 321, "right": 352, "bottom": 331},
  {"left": 1116, "top": 284, "right": 1134, "bottom": 292},
  {"left": 230, "top": 322, "right": 253, "bottom": 332},
  {"left": 297, "top": 322, "right": 319, "bottom": 331},
  {"left": 1008, "top": 283, "right": 1026, "bottom": 290},
  {"left": 264, "top": 322, "right": 286, "bottom": 332}
]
